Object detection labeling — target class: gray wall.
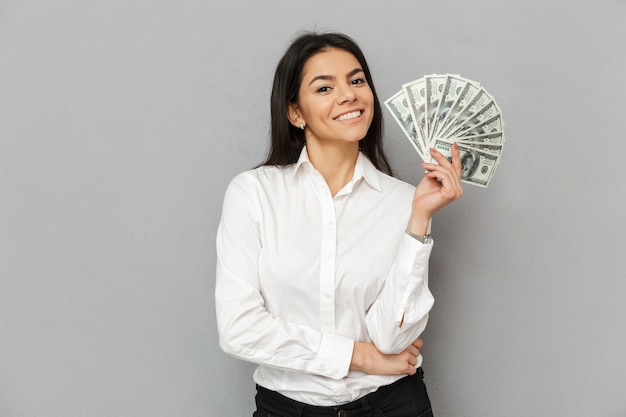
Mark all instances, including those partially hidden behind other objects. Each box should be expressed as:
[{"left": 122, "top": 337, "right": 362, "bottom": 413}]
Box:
[{"left": 1, "top": 0, "right": 625, "bottom": 416}]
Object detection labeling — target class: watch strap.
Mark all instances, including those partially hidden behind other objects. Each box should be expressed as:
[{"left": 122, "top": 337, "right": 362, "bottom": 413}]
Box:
[{"left": 406, "top": 230, "right": 432, "bottom": 244}]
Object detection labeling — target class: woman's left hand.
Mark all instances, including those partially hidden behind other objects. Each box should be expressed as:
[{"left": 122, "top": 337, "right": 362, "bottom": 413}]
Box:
[{"left": 407, "top": 142, "right": 464, "bottom": 235}]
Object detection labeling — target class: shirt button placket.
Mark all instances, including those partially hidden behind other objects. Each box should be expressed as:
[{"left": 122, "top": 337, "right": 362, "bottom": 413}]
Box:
[{"left": 318, "top": 185, "right": 336, "bottom": 333}]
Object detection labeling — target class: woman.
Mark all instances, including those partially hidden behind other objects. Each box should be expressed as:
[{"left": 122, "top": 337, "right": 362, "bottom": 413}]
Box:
[{"left": 216, "top": 32, "right": 463, "bottom": 417}]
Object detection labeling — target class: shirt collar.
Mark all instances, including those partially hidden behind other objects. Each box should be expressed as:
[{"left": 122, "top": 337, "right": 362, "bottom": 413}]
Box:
[
  {"left": 293, "top": 146, "right": 382, "bottom": 192},
  {"left": 293, "top": 146, "right": 311, "bottom": 176}
]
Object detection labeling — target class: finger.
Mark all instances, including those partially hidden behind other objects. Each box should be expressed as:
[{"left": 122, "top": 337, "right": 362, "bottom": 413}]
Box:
[
  {"left": 428, "top": 147, "right": 463, "bottom": 183},
  {"left": 423, "top": 167, "right": 452, "bottom": 185},
  {"left": 422, "top": 158, "right": 455, "bottom": 179},
  {"left": 424, "top": 149, "right": 463, "bottom": 190},
  {"left": 450, "top": 142, "right": 462, "bottom": 176},
  {"left": 428, "top": 148, "right": 454, "bottom": 168},
  {"left": 421, "top": 163, "right": 447, "bottom": 177},
  {"left": 406, "top": 345, "right": 419, "bottom": 358},
  {"left": 412, "top": 338, "right": 424, "bottom": 349}
]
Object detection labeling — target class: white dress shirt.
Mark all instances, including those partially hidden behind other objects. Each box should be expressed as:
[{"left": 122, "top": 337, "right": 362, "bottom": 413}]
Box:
[{"left": 215, "top": 147, "right": 434, "bottom": 406}]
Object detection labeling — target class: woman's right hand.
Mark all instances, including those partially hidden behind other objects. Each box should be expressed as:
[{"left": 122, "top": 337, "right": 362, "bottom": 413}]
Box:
[{"left": 349, "top": 338, "right": 423, "bottom": 376}]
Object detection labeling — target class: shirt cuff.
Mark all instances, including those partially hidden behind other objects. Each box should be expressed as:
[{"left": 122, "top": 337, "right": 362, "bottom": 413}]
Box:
[
  {"left": 400, "top": 232, "right": 433, "bottom": 264},
  {"left": 394, "top": 233, "right": 434, "bottom": 324},
  {"left": 315, "top": 333, "right": 354, "bottom": 380}
]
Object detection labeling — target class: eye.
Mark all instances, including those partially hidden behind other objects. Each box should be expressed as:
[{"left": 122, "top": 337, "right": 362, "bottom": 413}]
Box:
[
  {"left": 351, "top": 78, "right": 366, "bottom": 86},
  {"left": 316, "top": 86, "right": 332, "bottom": 93}
]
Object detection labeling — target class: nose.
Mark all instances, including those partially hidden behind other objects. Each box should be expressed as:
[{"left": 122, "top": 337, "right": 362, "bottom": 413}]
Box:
[{"left": 336, "top": 83, "right": 356, "bottom": 104}]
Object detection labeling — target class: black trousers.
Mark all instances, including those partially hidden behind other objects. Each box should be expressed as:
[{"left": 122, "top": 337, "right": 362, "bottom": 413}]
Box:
[{"left": 253, "top": 368, "right": 433, "bottom": 417}]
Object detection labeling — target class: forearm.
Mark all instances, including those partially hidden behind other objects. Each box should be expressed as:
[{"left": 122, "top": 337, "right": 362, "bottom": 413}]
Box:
[
  {"left": 365, "top": 233, "right": 434, "bottom": 354},
  {"left": 349, "top": 340, "right": 421, "bottom": 376},
  {"left": 406, "top": 212, "right": 431, "bottom": 236},
  {"left": 216, "top": 264, "right": 355, "bottom": 379}
]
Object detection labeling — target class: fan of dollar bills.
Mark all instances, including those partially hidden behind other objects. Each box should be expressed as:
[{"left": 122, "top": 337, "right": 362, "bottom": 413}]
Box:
[{"left": 384, "top": 74, "right": 504, "bottom": 187}]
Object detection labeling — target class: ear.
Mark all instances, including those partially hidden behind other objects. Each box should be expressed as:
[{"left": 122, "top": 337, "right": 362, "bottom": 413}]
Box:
[{"left": 287, "top": 102, "right": 303, "bottom": 128}]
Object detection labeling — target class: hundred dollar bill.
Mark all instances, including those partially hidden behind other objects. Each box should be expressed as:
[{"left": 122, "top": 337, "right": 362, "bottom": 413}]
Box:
[
  {"left": 431, "top": 140, "right": 499, "bottom": 187},
  {"left": 446, "top": 99, "right": 503, "bottom": 138},
  {"left": 439, "top": 87, "right": 495, "bottom": 138},
  {"left": 384, "top": 90, "right": 426, "bottom": 160},
  {"left": 454, "top": 113, "right": 503, "bottom": 137},
  {"left": 402, "top": 78, "right": 428, "bottom": 154},
  {"left": 436, "top": 137, "right": 503, "bottom": 158},
  {"left": 430, "top": 75, "right": 472, "bottom": 141},
  {"left": 424, "top": 74, "right": 449, "bottom": 142},
  {"left": 434, "top": 80, "right": 481, "bottom": 139},
  {"left": 455, "top": 131, "right": 505, "bottom": 145},
  {"left": 458, "top": 141, "right": 503, "bottom": 156}
]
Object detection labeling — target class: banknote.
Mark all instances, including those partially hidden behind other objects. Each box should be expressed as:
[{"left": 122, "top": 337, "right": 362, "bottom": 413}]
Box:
[
  {"left": 446, "top": 99, "right": 503, "bottom": 139},
  {"left": 434, "top": 80, "right": 481, "bottom": 139},
  {"left": 431, "top": 140, "right": 500, "bottom": 187},
  {"left": 435, "top": 133, "right": 503, "bottom": 156},
  {"left": 457, "top": 141, "right": 503, "bottom": 156},
  {"left": 430, "top": 75, "right": 473, "bottom": 141},
  {"left": 438, "top": 88, "right": 493, "bottom": 138},
  {"left": 384, "top": 90, "right": 426, "bottom": 159},
  {"left": 455, "top": 131, "right": 505, "bottom": 145},
  {"left": 385, "top": 74, "right": 505, "bottom": 187},
  {"left": 402, "top": 78, "right": 428, "bottom": 154},
  {"left": 424, "top": 74, "right": 449, "bottom": 140},
  {"left": 455, "top": 113, "right": 503, "bottom": 137}
]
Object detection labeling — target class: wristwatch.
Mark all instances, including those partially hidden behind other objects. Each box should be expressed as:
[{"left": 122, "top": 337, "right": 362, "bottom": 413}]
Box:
[{"left": 406, "top": 230, "right": 432, "bottom": 244}]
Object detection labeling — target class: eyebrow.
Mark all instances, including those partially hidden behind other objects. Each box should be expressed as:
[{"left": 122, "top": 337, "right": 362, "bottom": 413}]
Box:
[{"left": 307, "top": 68, "right": 364, "bottom": 86}]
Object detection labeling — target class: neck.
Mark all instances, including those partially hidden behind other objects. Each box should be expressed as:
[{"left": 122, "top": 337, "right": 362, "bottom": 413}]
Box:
[{"left": 305, "top": 140, "right": 359, "bottom": 197}]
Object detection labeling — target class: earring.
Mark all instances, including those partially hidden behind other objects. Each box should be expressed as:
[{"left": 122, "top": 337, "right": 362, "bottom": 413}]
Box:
[{"left": 299, "top": 122, "right": 305, "bottom": 130}]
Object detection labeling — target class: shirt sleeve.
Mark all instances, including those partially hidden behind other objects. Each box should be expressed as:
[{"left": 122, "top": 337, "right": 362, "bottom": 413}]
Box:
[
  {"left": 365, "top": 232, "right": 435, "bottom": 354},
  {"left": 215, "top": 174, "right": 354, "bottom": 379}
]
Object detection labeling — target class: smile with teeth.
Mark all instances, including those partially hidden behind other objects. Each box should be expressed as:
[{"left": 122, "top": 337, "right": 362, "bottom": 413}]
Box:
[{"left": 334, "top": 110, "right": 362, "bottom": 121}]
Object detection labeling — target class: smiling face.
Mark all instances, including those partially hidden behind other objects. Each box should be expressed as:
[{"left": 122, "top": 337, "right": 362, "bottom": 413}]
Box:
[{"left": 288, "top": 48, "right": 374, "bottom": 148}]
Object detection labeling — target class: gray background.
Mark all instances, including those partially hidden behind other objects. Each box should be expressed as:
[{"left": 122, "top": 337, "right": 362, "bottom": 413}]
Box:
[{"left": 1, "top": 0, "right": 625, "bottom": 416}]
